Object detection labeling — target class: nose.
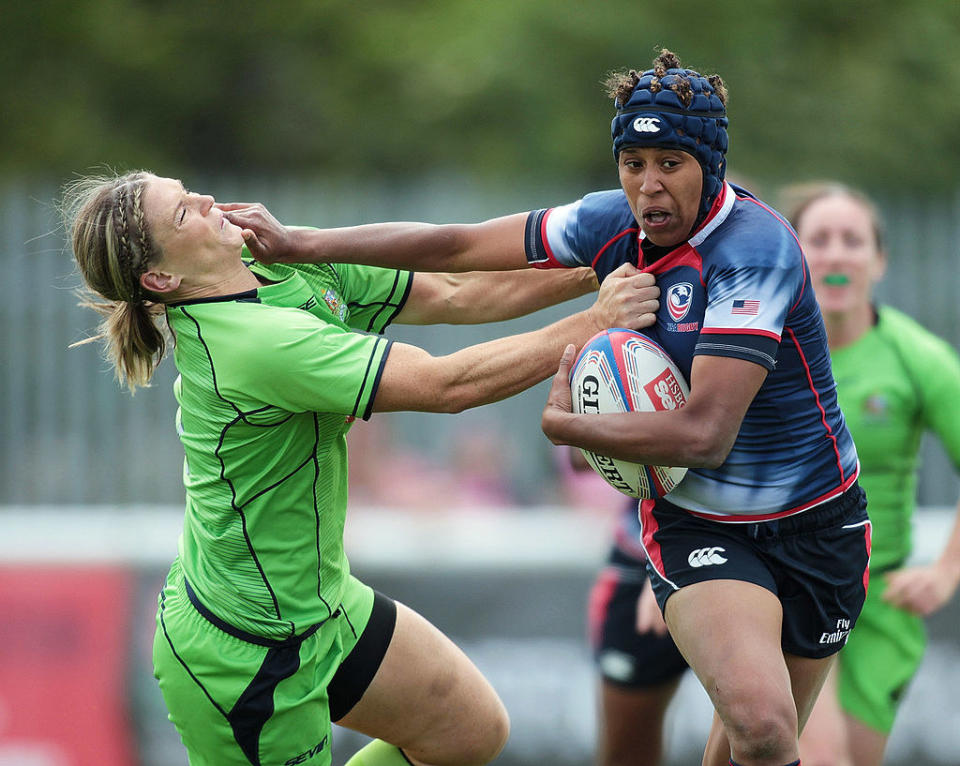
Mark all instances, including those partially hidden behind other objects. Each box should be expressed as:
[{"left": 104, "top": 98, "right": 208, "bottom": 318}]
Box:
[{"left": 639, "top": 168, "right": 664, "bottom": 195}]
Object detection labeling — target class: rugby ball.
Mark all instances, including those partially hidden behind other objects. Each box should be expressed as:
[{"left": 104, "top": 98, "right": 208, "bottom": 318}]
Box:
[{"left": 570, "top": 329, "right": 689, "bottom": 499}]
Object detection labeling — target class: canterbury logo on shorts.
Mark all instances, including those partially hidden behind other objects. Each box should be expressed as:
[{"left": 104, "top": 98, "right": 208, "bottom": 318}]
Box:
[{"left": 687, "top": 546, "right": 728, "bottom": 567}]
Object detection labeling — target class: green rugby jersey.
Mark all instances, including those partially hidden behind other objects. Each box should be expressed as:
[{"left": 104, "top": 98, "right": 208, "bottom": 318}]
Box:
[
  {"left": 166, "top": 255, "right": 411, "bottom": 640},
  {"left": 831, "top": 306, "right": 960, "bottom": 571}
]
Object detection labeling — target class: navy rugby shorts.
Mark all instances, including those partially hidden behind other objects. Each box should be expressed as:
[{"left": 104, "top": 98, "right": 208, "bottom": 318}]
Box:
[{"left": 640, "top": 482, "right": 870, "bottom": 659}]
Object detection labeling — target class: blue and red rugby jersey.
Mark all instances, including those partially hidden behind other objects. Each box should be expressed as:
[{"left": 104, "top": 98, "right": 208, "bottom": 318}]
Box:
[{"left": 525, "top": 182, "right": 859, "bottom": 521}]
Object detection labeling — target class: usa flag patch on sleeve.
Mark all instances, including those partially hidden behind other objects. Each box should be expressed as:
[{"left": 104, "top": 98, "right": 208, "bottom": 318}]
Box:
[{"left": 731, "top": 299, "right": 760, "bottom": 315}]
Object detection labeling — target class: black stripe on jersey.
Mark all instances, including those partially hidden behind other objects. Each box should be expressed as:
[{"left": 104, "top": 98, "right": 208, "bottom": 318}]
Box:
[
  {"left": 355, "top": 270, "right": 411, "bottom": 332},
  {"left": 694, "top": 333, "right": 779, "bottom": 371},
  {"left": 363, "top": 339, "right": 394, "bottom": 421},
  {"left": 524, "top": 209, "right": 550, "bottom": 264},
  {"left": 168, "top": 288, "right": 260, "bottom": 307},
  {"left": 381, "top": 271, "right": 414, "bottom": 329},
  {"left": 351, "top": 336, "right": 391, "bottom": 420}
]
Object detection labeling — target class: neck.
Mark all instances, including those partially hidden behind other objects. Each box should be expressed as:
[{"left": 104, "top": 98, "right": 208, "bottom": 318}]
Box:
[
  {"left": 822, "top": 303, "right": 875, "bottom": 350},
  {"left": 169, "top": 263, "right": 262, "bottom": 302}
]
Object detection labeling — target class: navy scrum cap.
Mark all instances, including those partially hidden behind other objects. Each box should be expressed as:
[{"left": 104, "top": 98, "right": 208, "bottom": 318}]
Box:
[{"left": 611, "top": 61, "right": 729, "bottom": 222}]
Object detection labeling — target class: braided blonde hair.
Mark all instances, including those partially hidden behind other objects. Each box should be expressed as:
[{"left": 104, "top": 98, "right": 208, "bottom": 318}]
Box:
[{"left": 62, "top": 170, "right": 169, "bottom": 392}]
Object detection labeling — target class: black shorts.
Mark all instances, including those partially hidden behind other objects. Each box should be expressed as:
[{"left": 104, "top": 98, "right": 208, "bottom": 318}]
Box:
[
  {"left": 640, "top": 482, "right": 870, "bottom": 659},
  {"left": 588, "top": 547, "right": 689, "bottom": 688}
]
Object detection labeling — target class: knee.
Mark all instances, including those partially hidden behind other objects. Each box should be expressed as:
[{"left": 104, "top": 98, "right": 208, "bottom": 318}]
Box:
[
  {"left": 721, "top": 693, "right": 798, "bottom": 761},
  {"left": 439, "top": 698, "right": 508, "bottom": 765},
  {"left": 472, "top": 698, "right": 511, "bottom": 764}
]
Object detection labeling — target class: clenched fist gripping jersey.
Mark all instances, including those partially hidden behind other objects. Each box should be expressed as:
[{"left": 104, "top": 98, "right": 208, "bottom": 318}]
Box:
[
  {"left": 165, "top": 256, "right": 411, "bottom": 640},
  {"left": 526, "top": 182, "right": 859, "bottom": 520}
]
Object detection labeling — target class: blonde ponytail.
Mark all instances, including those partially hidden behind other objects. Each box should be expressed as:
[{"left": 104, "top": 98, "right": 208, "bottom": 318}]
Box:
[{"left": 62, "top": 171, "right": 169, "bottom": 393}]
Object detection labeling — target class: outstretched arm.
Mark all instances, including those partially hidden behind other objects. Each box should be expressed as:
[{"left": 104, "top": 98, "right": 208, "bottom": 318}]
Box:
[
  {"left": 394, "top": 268, "right": 645, "bottom": 325},
  {"left": 218, "top": 202, "right": 529, "bottom": 272},
  {"left": 373, "top": 264, "right": 658, "bottom": 412},
  {"left": 395, "top": 268, "right": 601, "bottom": 325}
]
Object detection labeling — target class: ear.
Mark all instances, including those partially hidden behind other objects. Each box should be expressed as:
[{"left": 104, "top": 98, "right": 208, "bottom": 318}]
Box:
[
  {"left": 140, "top": 268, "right": 182, "bottom": 295},
  {"left": 872, "top": 249, "right": 888, "bottom": 282}
]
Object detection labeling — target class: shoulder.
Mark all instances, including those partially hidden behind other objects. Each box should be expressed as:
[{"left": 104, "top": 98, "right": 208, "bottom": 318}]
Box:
[
  {"left": 548, "top": 189, "right": 634, "bottom": 234},
  {"left": 531, "top": 189, "right": 637, "bottom": 269},
  {"left": 172, "top": 300, "right": 348, "bottom": 360},
  {"left": 708, "top": 192, "right": 802, "bottom": 269},
  {"left": 877, "top": 306, "right": 960, "bottom": 369}
]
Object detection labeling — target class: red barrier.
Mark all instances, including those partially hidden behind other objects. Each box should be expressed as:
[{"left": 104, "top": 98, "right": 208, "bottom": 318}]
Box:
[{"left": 0, "top": 566, "right": 136, "bottom": 766}]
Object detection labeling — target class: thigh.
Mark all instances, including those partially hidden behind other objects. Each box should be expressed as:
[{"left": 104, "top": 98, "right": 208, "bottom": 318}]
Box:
[
  {"left": 664, "top": 579, "right": 793, "bottom": 723},
  {"left": 336, "top": 601, "right": 507, "bottom": 759}
]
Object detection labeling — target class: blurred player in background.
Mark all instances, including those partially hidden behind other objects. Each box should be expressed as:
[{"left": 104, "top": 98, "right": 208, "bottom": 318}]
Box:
[
  {"left": 785, "top": 182, "right": 960, "bottom": 766},
  {"left": 579, "top": 445, "right": 689, "bottom": 766},
  {"left": 61, "top": 170, "right": 660, "bottom": 766},
  {"left": 226, "top": 49, "right": 869, "bottom": 766}
]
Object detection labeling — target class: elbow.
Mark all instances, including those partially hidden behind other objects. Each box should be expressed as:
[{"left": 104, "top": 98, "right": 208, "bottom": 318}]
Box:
[
  {"left": 690, "top": 448, "right": 729, "bottom": 471},
  {"left": 685, "top": 426, "right": 737, "bottom": 470},
  {"left": 423, "top": 378, "right": 475, "bottom": 414},
  {"left": 436, "top": 385, "right": 476, "bottom": 414}
]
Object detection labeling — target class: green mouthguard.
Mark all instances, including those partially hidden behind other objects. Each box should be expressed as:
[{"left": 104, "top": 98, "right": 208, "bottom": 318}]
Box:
[{"left": 824, "top": 274, "right": 850, "bottom": 286}]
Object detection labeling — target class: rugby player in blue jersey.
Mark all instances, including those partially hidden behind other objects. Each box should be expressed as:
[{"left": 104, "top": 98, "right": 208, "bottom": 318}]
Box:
[{"left": 224, "top": 49, "right": 869, "bottom": 766}]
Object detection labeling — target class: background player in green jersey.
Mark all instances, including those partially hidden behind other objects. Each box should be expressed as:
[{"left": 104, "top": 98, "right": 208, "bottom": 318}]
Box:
[
  {"left": 785, "top": 182, "right": 960, "bottom": 766},
  {"left": 63, "top": 170, "right": 660, "bottom": 766}
]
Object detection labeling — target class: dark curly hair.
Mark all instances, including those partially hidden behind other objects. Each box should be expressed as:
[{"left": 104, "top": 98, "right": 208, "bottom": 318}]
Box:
[{"left": 604, "top": 49, "right": 727, "bottom": 108}]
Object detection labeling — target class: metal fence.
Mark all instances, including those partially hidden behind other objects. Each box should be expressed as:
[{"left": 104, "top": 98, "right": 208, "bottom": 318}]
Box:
[{"left": 2, "top": 177, "right": 959, "bottom": 506}]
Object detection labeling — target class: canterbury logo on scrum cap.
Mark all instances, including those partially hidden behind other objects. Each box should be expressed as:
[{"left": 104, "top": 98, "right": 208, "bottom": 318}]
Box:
[{"left": 632, "top": 116, "right": 661, "bottom": 133}]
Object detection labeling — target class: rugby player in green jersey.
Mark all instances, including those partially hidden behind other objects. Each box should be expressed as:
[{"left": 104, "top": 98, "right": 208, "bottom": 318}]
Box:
[
  {"left": 786, "top": 183, "right": 960, "bottom": 766},
  {"left": 63, "top": 170, "right": 661, "bottom": 766}
]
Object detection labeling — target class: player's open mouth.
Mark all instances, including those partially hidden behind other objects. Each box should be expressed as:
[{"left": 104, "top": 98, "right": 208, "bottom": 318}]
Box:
[{"left": 643, "top": 210, "right": 671, "bottom": 226}]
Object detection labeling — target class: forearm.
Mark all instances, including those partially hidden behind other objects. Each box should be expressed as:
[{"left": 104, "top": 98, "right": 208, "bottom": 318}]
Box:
[
  {"left": 397, "top": 268, "right": 598, "bottom": 325},
  {"left": 543, "top": 409, "right": 721, "bottom": 468},
  {"left": 540, "top": 355, "right": 763, "bottom": 469},
  {"left": 376, "top": 308, "right": 605, "bottom": 413},
  {"left": 289, "top": 214, "right": 529, "bottom": 272}
]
